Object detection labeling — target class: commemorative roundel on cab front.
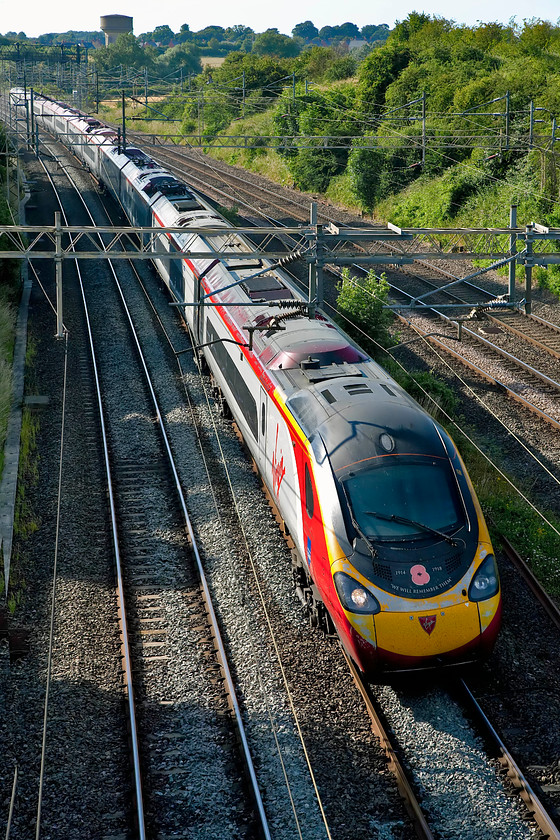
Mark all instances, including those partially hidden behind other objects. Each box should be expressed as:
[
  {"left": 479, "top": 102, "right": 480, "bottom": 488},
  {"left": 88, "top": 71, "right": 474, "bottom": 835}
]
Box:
[{"left": 410, "top": 564, "right": 431, "bottom": 585}]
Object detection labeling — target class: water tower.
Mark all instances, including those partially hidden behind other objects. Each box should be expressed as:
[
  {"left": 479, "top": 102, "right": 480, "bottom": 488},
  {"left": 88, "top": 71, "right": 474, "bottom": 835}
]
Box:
[{"left": 100, "top": 15, "right": 133, "bottom": 46}]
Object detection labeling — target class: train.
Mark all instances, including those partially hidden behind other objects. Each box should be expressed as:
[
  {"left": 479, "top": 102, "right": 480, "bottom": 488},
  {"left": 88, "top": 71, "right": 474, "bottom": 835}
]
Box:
[{"left": 14, "top": 89, "right": 502, "bottom": 673}]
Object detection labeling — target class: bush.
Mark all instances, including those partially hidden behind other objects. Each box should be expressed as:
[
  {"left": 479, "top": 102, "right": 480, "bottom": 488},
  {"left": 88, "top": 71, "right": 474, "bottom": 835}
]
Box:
[
  {"left": 324, "top": 55, "right": 357, "bottom": 81},
  {"left": 335, "top": 268, "right": 392, "bottom": 358},
  {"left": 397, "top": 369, "right": 459, "bottom": 416},
  {"left": 288, "top": 147, "right": 344, "bottom": 192}
]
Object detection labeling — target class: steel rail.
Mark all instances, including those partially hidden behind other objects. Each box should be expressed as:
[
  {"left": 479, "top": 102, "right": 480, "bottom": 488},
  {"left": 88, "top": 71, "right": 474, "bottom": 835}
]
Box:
[
  {"left": 458, "top": 679, "right": 560, "bottom": 840},
  {"left": 341, "top": 648, "right": 435, "bottom": 840},
  {"left": 140, "top": 140, "right": 512, "bottom": 310},
  {"left": 61, "top": 126, "right": 560, "bottom": 441},
  {"left": 35, "top": 152, "right": 148, "bottom": 838},
  {"left": 42, "top": 133, "right": 274, "bottom": 840},
  {"left": 488, "top": 312, "right": 560, "bottom": 360},
  {"left": 408, "top": 326, "right": 560, "bottom": 430},
  {"left": 459, "top": 322, "right": 560, "bottom": 391},
  {"left": 147, "top": 149, "right": 560, "bottom": 432},
  {"left": 109, "top": 242, "right": 274, "bottom": 840},
  {"left": 373, "top": 275, "right": 560, "bottom": 428},
  {"left": 456, "top": 529, "right": 560, "bottom": 838},
  {"left": 135, "top": 140, "right": 329, "bottom": 221},
  {"left": 499, "top": 535, "right": 560, "bottom": 631},
  {"left": 132, "top": 102, "right": 560, "bottom": 840},
  {"left": 527, "top": 310, "right": 560, "bottom": 335}
]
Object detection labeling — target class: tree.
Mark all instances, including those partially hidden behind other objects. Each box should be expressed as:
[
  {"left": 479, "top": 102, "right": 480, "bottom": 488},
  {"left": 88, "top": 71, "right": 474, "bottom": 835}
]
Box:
[
  {"left": 292, "top": 21, "right": 319, "bottom": 41},
  {"left": 273, "top": 87, "right": 357, "bottom": 189},
  {"left": 207, "top": 52, "right": 293, "bottom": 100},
  {"left": 296, "top": 46, "right": 341, "bottom": 80},
  {"left": 140, "top": 24, "right": 174, "bottom": 46},
  {"left": 91, "top": 33, "right": 151, "bottom": 71},
  {"left": 176, "top": 24, "right": 192, "bottom": 43},
  {"left": 318, "top": 26, "right": 337, "bottom": 41},
  {"left": 337, "top": 22, "right": 361, "bottom": 39},
  {"left": 391, "top": 12, "right": 431, "bottom": 42},
  {"left": 252, "top": 29, "right": 300, "bottom": 58},
  {"left": 225, "top": 25, "right": 254, "bottom": 44},
  {"left": 289, "top": 147, "right": 341, "bottom": 191},
  {"left": 195, "top": 26, "right": 226, "bottom": 44},
  {"left": 158, "top": 43, "right": 202, "bottom": 74},
  {"left": 152, "top": 25, "right": 174, "bottom": 44},
  {"left": 325, "top": 55, "right": 357, "bottom": 81},
  {"left": 361, "top": 24, "right": 390, "bottom": 42},
  {"left": 356, "top": 43, "right": 411, "bottom": 112},
  {"left": 520, "top": 18, "right": 554, "bottom": 55},
  {"left": 348, "top": 144, "right": 386, "bottom": 210}
]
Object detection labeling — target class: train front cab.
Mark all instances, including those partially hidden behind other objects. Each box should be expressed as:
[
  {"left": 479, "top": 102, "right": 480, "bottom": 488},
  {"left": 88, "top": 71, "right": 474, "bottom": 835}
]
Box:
[
  {"left": 304, "top": 399, "right": 501, "bottom": 675},
  {"left": 328, "top": 526, "right": 501, "bottom": 675}
]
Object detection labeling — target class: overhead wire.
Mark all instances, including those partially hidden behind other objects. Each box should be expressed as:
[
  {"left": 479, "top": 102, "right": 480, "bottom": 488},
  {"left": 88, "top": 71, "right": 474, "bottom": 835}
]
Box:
[
  {"left": 325, "top": 271, "right": 560, "bottom": 538},
  {"left": 28, "top": 85, "right": 560, "bottom": 540},
  {"left": 66, "top": 142, "right": 330, "bottom": 839},
  {"left": 277, "top": 87, "right": 560, "bottom": 212},
  {"left": 120, "top": 80, "right": 560, "bottom": 527}
]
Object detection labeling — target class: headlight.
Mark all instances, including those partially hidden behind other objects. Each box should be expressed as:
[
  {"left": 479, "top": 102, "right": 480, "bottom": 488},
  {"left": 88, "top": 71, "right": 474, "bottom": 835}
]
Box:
[
  {"left": 334, "top": 572, "right": 381, "bottom": 615},
  {"left": 468, "top": 554, "right": 499, "bottom": 602}
]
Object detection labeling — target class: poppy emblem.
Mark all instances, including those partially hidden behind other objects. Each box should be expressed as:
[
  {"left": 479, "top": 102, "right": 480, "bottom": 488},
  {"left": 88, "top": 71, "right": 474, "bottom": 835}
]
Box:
[
  {"left": 419, "top": 615, "right": 437, "bottom": 635},
  {"left": 410, "top": 564, "right": 430, "bottom": 585}
]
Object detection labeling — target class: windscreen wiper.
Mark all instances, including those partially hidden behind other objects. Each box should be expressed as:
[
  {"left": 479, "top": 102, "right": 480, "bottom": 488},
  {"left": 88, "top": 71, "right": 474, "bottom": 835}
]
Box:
[
  {"left": 339, "top": 484, "right": 376, "bottom": 556},
  {"left": 364, "top": 511, "right": 458, "bottom": 547}
]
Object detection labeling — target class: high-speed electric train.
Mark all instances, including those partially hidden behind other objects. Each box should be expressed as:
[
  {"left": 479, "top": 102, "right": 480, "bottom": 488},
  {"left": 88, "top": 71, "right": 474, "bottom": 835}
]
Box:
[{"left": 17, "top": 89, "right": 501, "bottom": 672}]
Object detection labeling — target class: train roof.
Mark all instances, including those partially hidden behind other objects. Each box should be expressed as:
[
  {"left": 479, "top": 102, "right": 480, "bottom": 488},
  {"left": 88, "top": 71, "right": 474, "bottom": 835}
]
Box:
[{"left": 285, "top": 379, "right": 447, "bottom": 472}]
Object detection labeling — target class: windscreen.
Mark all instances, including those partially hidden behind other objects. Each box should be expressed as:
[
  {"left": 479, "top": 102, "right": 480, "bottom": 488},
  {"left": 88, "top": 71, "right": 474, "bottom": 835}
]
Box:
[{"left": 342, "top": 459, "right": 461, "bottom": 540}]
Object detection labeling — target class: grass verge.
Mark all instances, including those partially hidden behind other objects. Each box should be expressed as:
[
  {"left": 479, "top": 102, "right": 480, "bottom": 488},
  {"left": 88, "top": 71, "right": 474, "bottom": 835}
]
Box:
[
  {"left": 1, "top": 339, "right": 40, "bottom": 611},
  {"left": 457, "top": 431, "right": 560, "bottom": 598}
]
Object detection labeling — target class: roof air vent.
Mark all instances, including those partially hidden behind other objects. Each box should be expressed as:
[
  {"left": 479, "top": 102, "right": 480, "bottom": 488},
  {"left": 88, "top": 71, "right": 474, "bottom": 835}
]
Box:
[
  {"left": 380, "top": 383, "right": 397, "bottom": 397},
  {"left": 344, "top": 383, "right": 372, "bottom": 396}
]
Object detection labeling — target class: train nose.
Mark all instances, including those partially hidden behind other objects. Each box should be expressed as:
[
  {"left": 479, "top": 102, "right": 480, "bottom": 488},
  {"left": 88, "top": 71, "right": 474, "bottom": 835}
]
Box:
[{"left": 374, "top": 602, "right": 482, "bottom": 659}]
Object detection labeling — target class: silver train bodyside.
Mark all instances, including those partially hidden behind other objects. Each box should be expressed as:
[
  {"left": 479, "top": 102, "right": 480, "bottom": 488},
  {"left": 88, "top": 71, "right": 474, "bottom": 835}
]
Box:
[{"left": 21, "top": 90, "right": 502, "bottom": 673}]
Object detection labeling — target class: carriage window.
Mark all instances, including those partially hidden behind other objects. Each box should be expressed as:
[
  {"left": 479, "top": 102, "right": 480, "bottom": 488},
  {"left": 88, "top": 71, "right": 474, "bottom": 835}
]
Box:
[
  {"left": 305, "top": 465, "right": 314, "bottom": 518},
  {"left": 206, "top": 319, "right": 258, "bottom": 439}
]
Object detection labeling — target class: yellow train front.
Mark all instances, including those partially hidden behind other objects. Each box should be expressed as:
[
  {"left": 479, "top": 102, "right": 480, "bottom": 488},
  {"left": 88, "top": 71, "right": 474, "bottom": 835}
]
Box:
[{"left": 306, "top": 397, "right": 501, "bottom": 674}]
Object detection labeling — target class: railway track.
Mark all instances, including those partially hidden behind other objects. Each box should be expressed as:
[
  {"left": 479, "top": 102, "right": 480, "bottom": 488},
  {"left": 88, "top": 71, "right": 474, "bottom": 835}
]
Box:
[
  {"left": 93, "top": 182, "right": 559, "bottom": 840},
  {"left": 346, "top": 643, "right": 560, "bottom": 840},
  {"left": 124, "top": 136, "right": 341, "bottom": 226},
  {"left": 367, "top": 668, "right": 559, "bottom": 840},
  {"left": 387, "top": 307, "right": 560, "bottom": 430},
  {"left": 489, "top": 310, "right": 560, "bottom": 359},
  {"left": 8, "top": 117, "right": 411, "bottom": 840},
  {"left": 346, "top": 535, "right": 560, "bottom": 840},
  {"left": 3, "top": 102, "right": 560, "bottom": 840},
  {"left": 132, "top": 137, "right": 560, "bottom": 431},
  {"left": 36, "top": 140, "right": 273, "bottom": 838},
  {"left": 120, "top": 128, "right": 560, "bottom": 839}
]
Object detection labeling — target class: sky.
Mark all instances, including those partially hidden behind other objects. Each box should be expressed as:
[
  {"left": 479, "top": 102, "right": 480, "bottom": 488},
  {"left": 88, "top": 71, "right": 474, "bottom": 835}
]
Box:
[{"left": 2, "top": 0, "right": 559, "bottom": 39}]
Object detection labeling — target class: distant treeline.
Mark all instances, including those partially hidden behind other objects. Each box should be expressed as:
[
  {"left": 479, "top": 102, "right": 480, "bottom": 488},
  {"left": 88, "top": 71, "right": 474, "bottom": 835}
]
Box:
[{"left": 0, "top": 20, "right": 390, "bottom": 55}]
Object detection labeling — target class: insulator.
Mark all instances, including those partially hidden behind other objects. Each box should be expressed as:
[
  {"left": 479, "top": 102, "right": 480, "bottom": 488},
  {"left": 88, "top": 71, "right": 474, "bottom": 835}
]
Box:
[
  {"left": 278, "top": 248, "right": 305, "bottom": 266},
  {"left": 484, "top": 299, "right": 511, "bottom": 309},
  {"left": 273, "top": 307, "right": 308, "bottom": 323},
  {"left": 276, "top": 301, "right": 308, "bottom": 312}
]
